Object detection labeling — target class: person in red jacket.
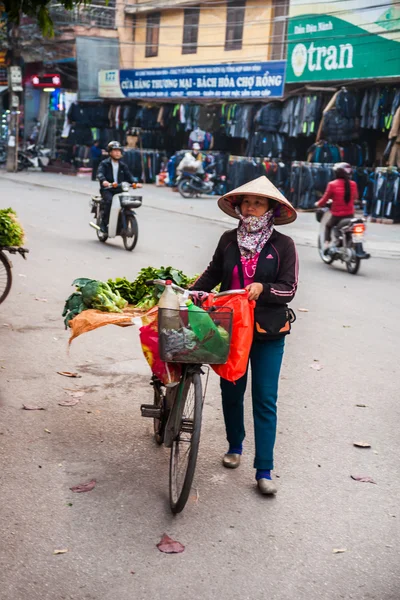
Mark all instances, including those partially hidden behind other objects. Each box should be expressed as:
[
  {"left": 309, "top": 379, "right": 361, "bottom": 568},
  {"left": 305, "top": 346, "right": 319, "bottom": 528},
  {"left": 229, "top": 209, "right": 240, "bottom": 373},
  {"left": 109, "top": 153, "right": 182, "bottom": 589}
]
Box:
[{"left": 315, "top": 163, "right": 358, "bottom": 249}]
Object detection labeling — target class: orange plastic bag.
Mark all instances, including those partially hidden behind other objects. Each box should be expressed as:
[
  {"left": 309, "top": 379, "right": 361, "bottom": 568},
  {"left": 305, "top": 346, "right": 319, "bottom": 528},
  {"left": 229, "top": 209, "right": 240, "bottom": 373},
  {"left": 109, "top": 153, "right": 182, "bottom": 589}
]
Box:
[
  {"left": 203, "top": 292, "right": 255, "bottom": 382},
  {"left": 139, "top": 307, "right": 181, "bottom": 386}
]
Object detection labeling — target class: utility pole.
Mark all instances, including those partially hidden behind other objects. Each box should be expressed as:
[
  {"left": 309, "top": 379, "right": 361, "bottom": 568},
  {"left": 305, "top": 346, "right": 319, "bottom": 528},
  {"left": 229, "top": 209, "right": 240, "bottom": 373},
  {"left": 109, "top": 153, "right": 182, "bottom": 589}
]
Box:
[{"left": 6, "top": 22, "right": 22, "bottom": 173}]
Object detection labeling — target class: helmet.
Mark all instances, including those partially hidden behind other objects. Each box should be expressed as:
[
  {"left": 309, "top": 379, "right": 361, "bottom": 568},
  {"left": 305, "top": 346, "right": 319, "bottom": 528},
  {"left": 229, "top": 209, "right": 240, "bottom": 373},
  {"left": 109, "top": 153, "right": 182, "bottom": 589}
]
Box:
[
  {"left": 192, "top": 142, "right": 201, "bottom": 151},
  {"left": 107, "top": 141, "right": 122, "bottom": 153},
  {"left": 333, "top": 162, "right": 352, "bottom": 176}
]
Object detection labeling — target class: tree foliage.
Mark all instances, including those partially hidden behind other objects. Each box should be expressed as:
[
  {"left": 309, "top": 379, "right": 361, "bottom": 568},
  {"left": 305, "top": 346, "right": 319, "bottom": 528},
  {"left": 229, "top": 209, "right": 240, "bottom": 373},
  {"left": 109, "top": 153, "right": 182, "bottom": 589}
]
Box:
[{"left": 1, "top": 1, "right": 90, "bottom": 36}]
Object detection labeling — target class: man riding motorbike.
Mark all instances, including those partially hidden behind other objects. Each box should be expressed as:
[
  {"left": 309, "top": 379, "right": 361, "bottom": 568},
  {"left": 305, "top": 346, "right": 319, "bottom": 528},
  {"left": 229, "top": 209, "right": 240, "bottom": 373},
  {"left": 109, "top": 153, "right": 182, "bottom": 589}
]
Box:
[
  {"left": 315, "top": 162, "right": 357, "bottom": 251},
  {"left": 177, "top": 142, "right": 205, "bottom": 178},
  {"left": 97, "top": 141, "right": 141, "bottom": 233}
]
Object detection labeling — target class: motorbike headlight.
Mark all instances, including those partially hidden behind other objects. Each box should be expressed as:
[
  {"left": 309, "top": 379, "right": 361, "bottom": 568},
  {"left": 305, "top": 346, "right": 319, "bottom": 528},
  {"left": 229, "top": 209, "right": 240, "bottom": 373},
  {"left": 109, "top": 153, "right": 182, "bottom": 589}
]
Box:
[{"left": 121, "top": 182, "right": 130, "bottom": 192}]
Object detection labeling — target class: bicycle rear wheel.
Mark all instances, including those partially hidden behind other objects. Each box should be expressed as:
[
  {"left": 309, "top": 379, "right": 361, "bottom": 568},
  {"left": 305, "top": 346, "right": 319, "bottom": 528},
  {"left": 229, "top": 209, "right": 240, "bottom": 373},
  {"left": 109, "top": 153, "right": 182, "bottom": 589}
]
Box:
[
  {"left": 169, "top": 372, "right": 203, "bottom": 514},
  {"left": 0, "top": 251, "right": 12, "bottom": 305}
]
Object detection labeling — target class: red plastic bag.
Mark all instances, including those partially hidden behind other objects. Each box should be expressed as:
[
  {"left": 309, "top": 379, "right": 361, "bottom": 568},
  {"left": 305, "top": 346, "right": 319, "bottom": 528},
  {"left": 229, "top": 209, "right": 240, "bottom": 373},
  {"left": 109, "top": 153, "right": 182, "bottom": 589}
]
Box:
[
  {"left": 139, "top": 308, "right": 181, "bottom": 386},
  {"left": 203, "top": 292, "right": 255, "bottom": 382}
]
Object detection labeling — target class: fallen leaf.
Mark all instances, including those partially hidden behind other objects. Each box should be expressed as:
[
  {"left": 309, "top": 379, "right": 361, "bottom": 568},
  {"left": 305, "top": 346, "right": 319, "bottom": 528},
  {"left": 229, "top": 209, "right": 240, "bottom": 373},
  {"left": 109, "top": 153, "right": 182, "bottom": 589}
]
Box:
[
  {"left": 44, "top": 428, "right": 51, "bottom": 434},
  {"left": 157, "top": 534, "right": 185, "bottom": 554},
  {"left": 58, "top": 398, "right": 80, "bottom": 407},
  {"left": 35, "top": 297, "right": 48, "bottom": 302},
  {"left": 22, "top": 404, "right": 45, "bottom": 411},
  {"left": 66, "top": 391, "right": 85, "bottom": 398},
  {"left": 70, "top": 479, "right": 96, "bottom": 493},
  {"left": 130, "top": 571, "right": 135, "bottom": 575},
  {"left": 353, "top": 442, "right": 371, "bottom": 448},
  {"left": 333, "top": 548, "right": 347, "bottom": 554},
  {"left": 351, "top": 475, "right": 377, "bottom": 484},
  {"left": 53, "top": 549, "right": 68, "bottom": 555},
  {"left": 343, "top": 325, "right": 351, "bottom": 328},
  {"left": 298, "top": 308, "right": 309, "bottom": 313},
  {"left": 356, "top": 404, "right": 367, "bottom": 408},
  {"left": 309, "top": 363, "right": 323, "bottom": 371},
  {"left": 57, "top": 371, "right": 81, "bottom": 378}
]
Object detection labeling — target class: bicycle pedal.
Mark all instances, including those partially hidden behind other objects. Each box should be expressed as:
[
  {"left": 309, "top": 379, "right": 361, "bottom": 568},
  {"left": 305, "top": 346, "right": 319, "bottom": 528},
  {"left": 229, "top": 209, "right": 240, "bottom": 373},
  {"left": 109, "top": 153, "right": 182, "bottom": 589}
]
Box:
[{"left": 140, "top": 404, "right": 161, "bottom": 419}]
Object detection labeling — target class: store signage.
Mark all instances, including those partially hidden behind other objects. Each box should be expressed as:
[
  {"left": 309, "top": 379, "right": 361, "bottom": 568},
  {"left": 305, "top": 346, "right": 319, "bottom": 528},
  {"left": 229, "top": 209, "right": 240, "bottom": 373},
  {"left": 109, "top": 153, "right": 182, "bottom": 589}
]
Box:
[
  {"left": 9, "top": 66, "right": 23, "bottom": 91},
  {"left": 99, "top": 61, "right": 286, "bottom": 99},
  {"left": 31, "top": 73, "right": 62, "bottom": 88},
  {"left": 287, "top": 0, "right": 400, "bottom": 82}
]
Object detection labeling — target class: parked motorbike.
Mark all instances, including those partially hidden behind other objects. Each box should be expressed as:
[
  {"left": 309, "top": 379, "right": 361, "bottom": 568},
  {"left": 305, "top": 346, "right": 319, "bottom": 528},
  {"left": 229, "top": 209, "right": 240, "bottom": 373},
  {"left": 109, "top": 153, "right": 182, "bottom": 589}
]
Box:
[
  {"left": 17, "top": 144, "right": 51, "bottom": 171},
  {"left": 89, "top": 182, "right": 142, "bottom": 251},
  {"left": 177, "top": 165, "right": 226, "bottom": 198},
  {"left": 316, "top": 206, "right": 371, "bottom": 274}
]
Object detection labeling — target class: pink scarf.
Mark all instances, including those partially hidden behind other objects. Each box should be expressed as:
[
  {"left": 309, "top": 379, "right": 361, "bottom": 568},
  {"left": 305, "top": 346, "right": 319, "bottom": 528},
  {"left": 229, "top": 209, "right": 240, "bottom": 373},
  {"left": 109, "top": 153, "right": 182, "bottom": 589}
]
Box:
[{"left": 236, "top": 208, "right": 275, "bottom": 260}]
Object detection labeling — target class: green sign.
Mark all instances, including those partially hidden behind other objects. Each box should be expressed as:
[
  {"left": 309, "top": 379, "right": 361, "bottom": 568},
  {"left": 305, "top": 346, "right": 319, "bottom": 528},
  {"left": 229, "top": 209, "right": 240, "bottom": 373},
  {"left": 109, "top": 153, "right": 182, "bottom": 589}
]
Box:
[{"left": 286, "top": 0, "right": 400, "bottom": 83}]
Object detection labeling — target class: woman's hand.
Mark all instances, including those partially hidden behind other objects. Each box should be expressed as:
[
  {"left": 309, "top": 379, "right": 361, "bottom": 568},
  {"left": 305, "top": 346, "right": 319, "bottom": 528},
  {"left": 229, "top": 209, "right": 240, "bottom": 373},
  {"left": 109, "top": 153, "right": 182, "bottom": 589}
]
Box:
[{"left": 245, "top": 283, "right": 264, "bottom": 301}]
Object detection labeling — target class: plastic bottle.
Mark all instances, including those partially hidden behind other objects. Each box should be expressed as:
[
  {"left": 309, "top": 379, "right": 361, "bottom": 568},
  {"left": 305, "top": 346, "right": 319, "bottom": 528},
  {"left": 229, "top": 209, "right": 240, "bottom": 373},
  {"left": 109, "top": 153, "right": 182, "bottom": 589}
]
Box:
[{"left": 158, "top": 280, "right": 180, "bottom": 330}]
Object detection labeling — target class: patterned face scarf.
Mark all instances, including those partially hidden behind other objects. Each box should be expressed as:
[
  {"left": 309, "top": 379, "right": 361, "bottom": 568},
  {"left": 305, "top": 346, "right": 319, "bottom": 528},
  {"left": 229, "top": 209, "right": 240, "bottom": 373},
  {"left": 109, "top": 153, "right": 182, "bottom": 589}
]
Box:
[{"left": 235, "top": 206, "right": 275, "bottom": 260}]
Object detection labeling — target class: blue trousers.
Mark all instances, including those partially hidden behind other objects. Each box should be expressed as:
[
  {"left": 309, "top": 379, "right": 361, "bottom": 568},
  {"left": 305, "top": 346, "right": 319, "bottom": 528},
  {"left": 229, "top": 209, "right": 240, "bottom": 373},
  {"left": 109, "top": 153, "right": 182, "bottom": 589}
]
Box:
[{"left": 220, "top": 338, "right": 285, "bottom": 470}]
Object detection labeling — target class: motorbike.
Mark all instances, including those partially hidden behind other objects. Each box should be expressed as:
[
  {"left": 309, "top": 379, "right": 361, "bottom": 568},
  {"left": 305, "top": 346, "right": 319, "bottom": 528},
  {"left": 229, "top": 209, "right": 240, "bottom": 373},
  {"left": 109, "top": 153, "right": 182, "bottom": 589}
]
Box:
[
  {"left": 177, "top": 164, "right": 226, "bottom": 198},
  {"left": 316, "top": 206, "right": 371, "bottom": 274},
  {"left": 17, "top": 144, "right": 51, "bottom": 171},
  {"left": 89, "top": 182, "right": 142, "bottom": 251}
]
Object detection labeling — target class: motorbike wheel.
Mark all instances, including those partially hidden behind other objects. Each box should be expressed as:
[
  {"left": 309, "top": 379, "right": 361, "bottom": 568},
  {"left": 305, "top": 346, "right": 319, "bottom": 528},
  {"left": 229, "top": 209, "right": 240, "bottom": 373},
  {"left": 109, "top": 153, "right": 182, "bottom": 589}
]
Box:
[
  {"left": 96, "top": 210, "right": 108, "bottom": 243},
  {"left": 122, "top": 214, "right": 138, "bottom": 251},
  {"left": 178, "top": 178, "right": 196, "bottom": 199},
  {"left": 318, "top": 236, "right": 333, "bottom": 264},
  {"left": 346, "top": 254, "right": 361, "bottom": 275}
]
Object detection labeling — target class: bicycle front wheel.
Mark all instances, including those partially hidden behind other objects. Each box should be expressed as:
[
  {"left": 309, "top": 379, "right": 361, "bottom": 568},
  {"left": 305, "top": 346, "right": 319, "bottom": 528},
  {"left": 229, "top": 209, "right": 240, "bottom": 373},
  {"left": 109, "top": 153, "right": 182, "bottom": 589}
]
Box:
[
  {"left": 0, "top": 251, "right": 12, "bottom": 305},
  {"left": 169, "top": 372, "right": 203, "bottom": 514}
]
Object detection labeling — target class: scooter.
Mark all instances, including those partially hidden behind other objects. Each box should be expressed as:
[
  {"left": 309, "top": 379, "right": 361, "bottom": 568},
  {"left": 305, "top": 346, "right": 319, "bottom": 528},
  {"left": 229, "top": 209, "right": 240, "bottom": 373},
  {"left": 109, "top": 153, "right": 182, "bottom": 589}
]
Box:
[
  {"left": 17, "top": 144, "right": 51, "bottom": 171},
  {"left": 177, "top": 164, "right": 226, "bottom": 198},
  {"left": 316, "top": 206, "right": 371, "bottom": 274},
  {"left": 89, "top": 182, "right": 142, "bottom": 251}
]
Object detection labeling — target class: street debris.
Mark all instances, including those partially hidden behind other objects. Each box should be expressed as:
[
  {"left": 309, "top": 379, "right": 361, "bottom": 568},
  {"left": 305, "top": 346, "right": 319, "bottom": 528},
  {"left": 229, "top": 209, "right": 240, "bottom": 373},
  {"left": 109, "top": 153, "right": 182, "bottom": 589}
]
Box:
[
  {"left": 157, "top": 534, "right": 185, "bottom": 554},
  {"left": 310, "top": 362, "right": 323, "bottom": 371},
  {"left": 57, "top": 371, "right": 81, "bottom": 378},
  {"left": 35, "top": 297, "right": 48, "bottom": 302},
  {"left": 44, "top": 428, "right": 51, "bottom": 434},
  {"left": 65, "top": 390, "right": 85, "bottom": 398},
  {"left": 298, "top": 308, "right": 309, "bottom": 312},
  {"left": 70, "top": 479, "right": 96, "bottom": 493},
  {"left": 58, "top": 398, "right": 80, "bottom": 407},
  {"left": 351, "top": 475, "right": 377, "bottom": 484},
  {"left": 355, "top": 404, "right": 367, "bottom": 408},
  {"left": 53, "top": 549, "right": 68, "bottom": 555},
  {"left": 22, "top": 404, "right": 45, "bottom": 411},
  {"left": 353, "top": 442, "right": 371, "bottom": 448},
  {"left": 333, "top": 548, "right": 347, "bottom": 554}
]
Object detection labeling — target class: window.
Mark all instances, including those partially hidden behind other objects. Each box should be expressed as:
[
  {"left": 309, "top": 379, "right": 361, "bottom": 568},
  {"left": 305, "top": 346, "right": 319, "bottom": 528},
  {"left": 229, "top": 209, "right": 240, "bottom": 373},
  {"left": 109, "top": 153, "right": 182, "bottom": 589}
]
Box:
[
  {"left": 225, "top": 0, "right": 246, "bottom": 51},
  {"left": 270, "top": 0, "right": 289, "bottom": 61},
  {"left": 145, "top": 12, "right": 160, "bottom": 58},
  {"left": 132, "top": 14, "right": 137, "bottom": 42},
  {"left": 182, "top": 7, "right": 200, "bottom": 55}
]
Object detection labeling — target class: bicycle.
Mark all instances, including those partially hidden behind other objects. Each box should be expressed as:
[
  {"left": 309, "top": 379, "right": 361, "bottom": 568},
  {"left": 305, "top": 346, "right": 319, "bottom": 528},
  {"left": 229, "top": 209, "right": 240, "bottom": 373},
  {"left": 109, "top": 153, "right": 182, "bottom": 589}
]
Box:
[
  {"left": 0, "top": 246, "right": 29, "bottom": 305},
  {"left": 140, "top": 280, "right": 243, "bottom": 514}
]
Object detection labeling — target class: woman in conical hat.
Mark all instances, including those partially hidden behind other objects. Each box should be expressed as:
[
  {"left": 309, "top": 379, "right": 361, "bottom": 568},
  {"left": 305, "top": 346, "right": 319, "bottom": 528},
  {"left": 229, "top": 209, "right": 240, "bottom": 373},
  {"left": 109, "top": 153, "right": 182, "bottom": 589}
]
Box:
[{"left": 192, "top": 176, "right": 298, "bottom": 495}]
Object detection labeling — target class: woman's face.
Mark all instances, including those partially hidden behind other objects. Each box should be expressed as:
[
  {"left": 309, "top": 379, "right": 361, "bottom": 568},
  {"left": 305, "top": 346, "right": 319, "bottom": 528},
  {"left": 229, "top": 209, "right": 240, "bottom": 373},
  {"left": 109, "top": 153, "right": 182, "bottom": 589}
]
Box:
[{"left": 240, "top": 195, "right": 270, "bottom": 218}]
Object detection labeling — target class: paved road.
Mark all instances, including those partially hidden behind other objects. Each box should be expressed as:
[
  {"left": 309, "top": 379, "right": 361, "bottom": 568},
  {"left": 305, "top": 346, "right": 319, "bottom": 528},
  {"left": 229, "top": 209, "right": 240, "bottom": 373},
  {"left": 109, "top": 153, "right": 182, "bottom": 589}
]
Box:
[{"left": 1, "top": 176, "right": 399, "bottom": 600}]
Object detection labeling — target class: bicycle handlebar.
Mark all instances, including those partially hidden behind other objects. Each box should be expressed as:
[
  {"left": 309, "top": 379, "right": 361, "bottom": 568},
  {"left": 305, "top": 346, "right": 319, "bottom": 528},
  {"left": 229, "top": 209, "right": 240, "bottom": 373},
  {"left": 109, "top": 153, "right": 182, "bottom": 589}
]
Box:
[{"left": 146, "top": 279, "right": 246, "bottom": 298}]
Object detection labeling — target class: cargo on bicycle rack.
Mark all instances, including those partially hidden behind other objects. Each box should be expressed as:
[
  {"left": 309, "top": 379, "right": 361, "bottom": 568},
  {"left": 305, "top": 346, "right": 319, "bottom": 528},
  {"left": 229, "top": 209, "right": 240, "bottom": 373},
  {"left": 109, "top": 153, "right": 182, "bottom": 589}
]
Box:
[{"left": 158, "top": 305, "right": 233, "bottom": 364}]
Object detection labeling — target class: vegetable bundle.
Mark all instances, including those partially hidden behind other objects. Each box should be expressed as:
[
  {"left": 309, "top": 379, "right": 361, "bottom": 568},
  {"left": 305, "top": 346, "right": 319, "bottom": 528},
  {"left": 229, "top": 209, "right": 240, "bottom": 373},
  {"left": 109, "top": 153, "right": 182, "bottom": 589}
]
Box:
[
  {"left": 108, "top": 266, "right": 198, "bottom": 310},
  {"left": 0, "top": 208, "right": 25, "bottom": 247},
  {"left": 63, "top": 278, "right": 128, "bottom": 328}
]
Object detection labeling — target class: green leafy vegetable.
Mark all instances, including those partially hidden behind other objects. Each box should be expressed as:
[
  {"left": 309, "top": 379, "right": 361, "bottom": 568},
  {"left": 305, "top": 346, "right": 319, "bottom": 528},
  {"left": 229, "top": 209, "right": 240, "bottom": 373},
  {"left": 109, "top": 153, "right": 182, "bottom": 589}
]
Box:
[{"left": 0, "top": 208, "right": 25, "bottom": 247}]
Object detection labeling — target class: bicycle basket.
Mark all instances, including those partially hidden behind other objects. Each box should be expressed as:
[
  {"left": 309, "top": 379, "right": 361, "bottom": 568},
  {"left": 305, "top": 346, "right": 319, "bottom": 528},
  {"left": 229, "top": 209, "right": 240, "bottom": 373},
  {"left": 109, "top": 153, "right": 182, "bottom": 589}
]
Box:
[{"left": 158, "top": 307, "right": 233, "bottom": 364}]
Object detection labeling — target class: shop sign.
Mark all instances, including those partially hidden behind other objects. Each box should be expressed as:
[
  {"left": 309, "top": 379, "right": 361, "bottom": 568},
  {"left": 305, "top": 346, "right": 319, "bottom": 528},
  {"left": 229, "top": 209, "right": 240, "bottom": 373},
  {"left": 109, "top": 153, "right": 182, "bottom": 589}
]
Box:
[
  {"left": 9, "top": 66, "right": 23, "bottom": 91},
  {"left": 31, "top": 73, "right": 62, "bottom": 88},
  {"left": 287, "top": 0, "right": 400, "bottom": 82},
  {"left": 98, "top": 69, "right": 124, "bottom": 99},
  {"left": 99, "top": 61, "right": 286, "bottom": 99}
]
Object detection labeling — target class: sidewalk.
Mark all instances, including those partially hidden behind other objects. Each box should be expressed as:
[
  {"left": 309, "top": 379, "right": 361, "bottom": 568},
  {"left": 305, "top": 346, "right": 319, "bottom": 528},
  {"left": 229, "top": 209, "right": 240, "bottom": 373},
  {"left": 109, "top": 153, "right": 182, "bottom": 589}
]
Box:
[{"left": 2, "top": 169, "right": 400, "bottom": 258}]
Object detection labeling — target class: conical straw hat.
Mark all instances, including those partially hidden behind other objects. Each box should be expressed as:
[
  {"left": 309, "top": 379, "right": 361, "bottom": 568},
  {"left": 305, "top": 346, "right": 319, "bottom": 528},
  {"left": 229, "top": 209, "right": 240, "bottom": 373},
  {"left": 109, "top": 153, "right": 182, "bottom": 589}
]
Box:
[{"left": 218, "top": 176, "right": 297, "bottom": 225}]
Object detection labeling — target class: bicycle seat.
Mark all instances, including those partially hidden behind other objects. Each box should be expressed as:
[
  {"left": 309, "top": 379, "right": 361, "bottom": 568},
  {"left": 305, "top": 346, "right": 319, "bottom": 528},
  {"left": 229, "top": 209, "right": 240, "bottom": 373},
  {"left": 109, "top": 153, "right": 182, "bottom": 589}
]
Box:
[{"left": 91, "top": 195, "right": 102, "bottom": 202}]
